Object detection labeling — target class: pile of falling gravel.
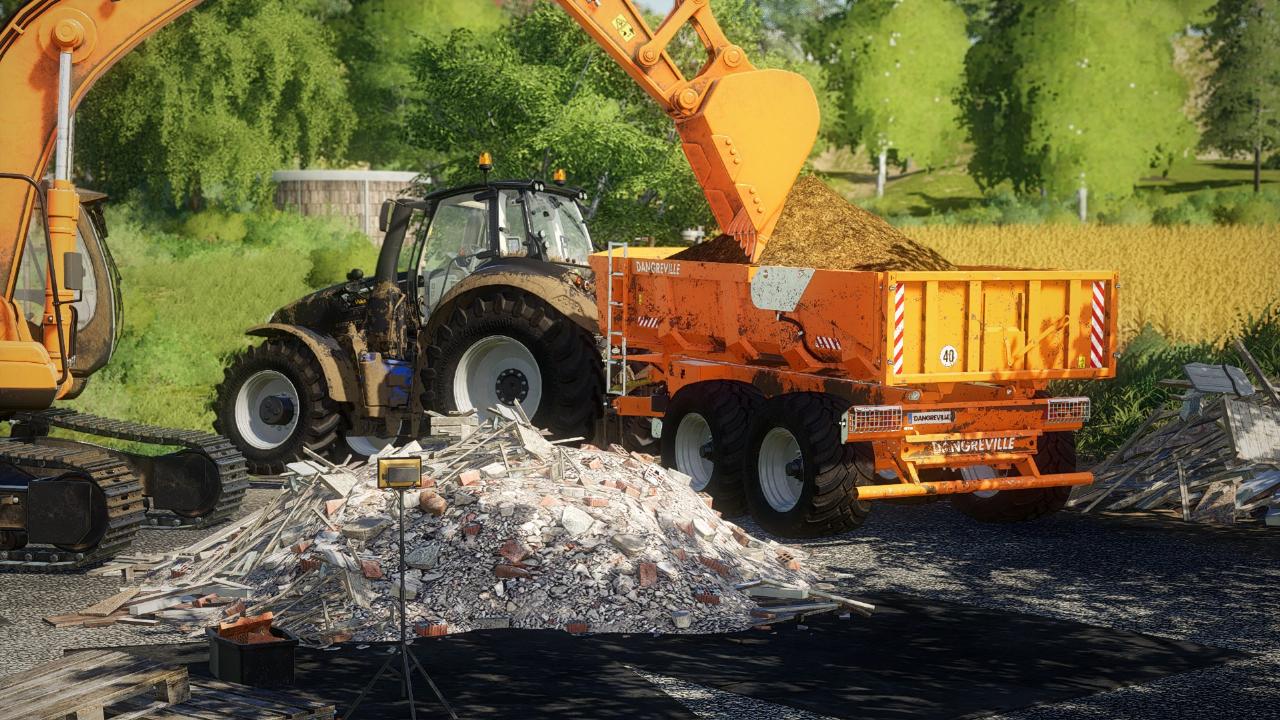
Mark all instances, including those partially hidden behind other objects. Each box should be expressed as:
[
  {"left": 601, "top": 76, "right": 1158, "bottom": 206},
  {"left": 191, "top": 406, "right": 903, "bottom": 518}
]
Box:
[{"left": 673, "top": 175, "right": 955, "bottom": 272}]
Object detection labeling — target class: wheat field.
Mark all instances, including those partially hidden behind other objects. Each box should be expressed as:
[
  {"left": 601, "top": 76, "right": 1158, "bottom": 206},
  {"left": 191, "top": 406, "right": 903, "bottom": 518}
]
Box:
[{"left": 906, "top": 225, "right": 1279, "bottom": 345}]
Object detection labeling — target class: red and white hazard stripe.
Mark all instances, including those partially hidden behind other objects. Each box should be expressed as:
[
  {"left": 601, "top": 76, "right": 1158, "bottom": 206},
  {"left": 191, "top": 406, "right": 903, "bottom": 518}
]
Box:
[
  {"left": 893, "top": 283, "right": 906, "bottom": 374},
  {"left": 1089, "top": 281, "right": 1107, "bottom": 368}
]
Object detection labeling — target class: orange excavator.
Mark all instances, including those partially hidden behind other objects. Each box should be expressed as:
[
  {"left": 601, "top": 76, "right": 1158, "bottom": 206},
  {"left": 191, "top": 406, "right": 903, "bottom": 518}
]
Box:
[{"left": 0, "top": 0, "right": 245, "bottom": 570}]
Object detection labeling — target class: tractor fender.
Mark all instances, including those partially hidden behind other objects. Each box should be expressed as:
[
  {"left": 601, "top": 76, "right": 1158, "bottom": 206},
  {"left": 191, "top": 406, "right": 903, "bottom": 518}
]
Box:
[
  {"left": 245, "top": 323, "right": 355, "bottom": 404},
  {"left": 424, "top": 262, "right": 600, "bottom": 340}
]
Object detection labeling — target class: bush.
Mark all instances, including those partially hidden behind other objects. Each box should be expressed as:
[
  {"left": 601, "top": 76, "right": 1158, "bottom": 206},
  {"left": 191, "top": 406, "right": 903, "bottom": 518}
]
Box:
[
  {"left": 1098, "top": 197, "right": 1154, "bottom": 225},
  {"left": 1152, "top": 200, "right": 1215, "bottom": 226},
  {"left": 1215, "top": 193, "right": 1280, "bottom": 226},
  {"left": 178, "top": 210, "right": 249, "bottom": 245}
]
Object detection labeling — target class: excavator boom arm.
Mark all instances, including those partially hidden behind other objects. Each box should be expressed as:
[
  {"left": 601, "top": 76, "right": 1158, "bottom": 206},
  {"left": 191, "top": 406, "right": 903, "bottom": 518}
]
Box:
[{"left": 553, "top": 0, "right": 820, "bottom": 261}]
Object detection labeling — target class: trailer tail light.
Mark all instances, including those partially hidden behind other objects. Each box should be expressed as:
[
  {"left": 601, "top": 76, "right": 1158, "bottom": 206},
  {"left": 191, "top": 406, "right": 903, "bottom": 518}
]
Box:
[
  {"left": 843, "top": 405, "right": 903, "bottom": 437},
  {"left": 1046, "top": 397, "right": 1091, "bottom": 425}
]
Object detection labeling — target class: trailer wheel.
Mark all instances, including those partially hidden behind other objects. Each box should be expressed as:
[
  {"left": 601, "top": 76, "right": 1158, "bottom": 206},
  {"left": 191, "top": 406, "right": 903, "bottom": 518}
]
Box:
[
  {"left": 214, "top": 339, "right": 343, "bottom": 475},
  {"left": 745, "top": 393, "right": 873, "bottom": 537},
  {"left": 950, "top": 432, "right": 1077, "bottom": 523},
  {"left": 660, "top": 382, "right": 762, "bottom": 515},
  {"left": 423, "top": 289, "right": 603, "bottom": 441}
]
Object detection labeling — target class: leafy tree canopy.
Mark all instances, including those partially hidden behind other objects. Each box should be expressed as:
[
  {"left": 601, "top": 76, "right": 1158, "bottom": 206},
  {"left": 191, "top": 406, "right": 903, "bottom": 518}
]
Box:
[
  {"left": 77, "top": 0, "right": 355, "bottom": 209},
  {"left": 962, "top": 0, "right": 1197, "bottom": 200},
  {"left": 336, "top": 0, "right": 506, "bottom": 168},
  {"left": 834, "top": 0, "right": 970, "bottom": 168},
  {"left": 406, "top": 1, "right": 829, "bottom": 243},
  {"left": 1199, "top": 0, "right": 1280, "bottom": 182}
]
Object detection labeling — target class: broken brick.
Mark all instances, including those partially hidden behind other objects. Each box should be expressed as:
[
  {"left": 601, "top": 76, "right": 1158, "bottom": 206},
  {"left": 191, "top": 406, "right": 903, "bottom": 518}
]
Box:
[
  {"left": 699, "top": 556, "right": 732, "bottom": 578},
  {"left": 291, "top": 539, "right": 313, "bottom": 555},
  {"left": 193, "top": 594, "right": 219, "bottom": 608},
  {"left": 675, "top": 548, "right": 687, "bottom": 561},
  {"left": 638, "top": 562, "right": 658, "bottom": 588},
  {"left": 360, "top": 560, "right": 383, "bottom": 580},
  {"left": 458, "top": 469, "right": 482, "bottom": 486},
  {"left": 415, "top": 623, "right": 449, "bottom": 638},
  {"left": 586, "top": 458, "right": 604, "bottom": 471},
  {"left": 418, "top": 490, "right": 447, "bottom": 516},
  {"left": 324, "top": 499, "right": 345, "bottom": 517},
  {"left": 299, "top": 557, "right": 321, "bottom": 574},
  {"left": 329, "top": 631, "right": 354, "bottom": 643},
  {"left": 565, "top": 622, "right": 590, "bottom": 635},
  {"left": 584, "top": 497, "right": 608, "bottom": 508},
  {"left": 539, "top": 495, "right": 561, "bottom": 507},
  {"left": 499, "top": 540, "right": 530, "bottom": 563},
  {"left": 676, "top": 521, "right": 694, "bottom": 537},
  {"left": 731, "top": 527, "right": 751, "bottom": 547},
  {"left": 462, "top": 523, "right": 483, "bottom": 538},
  {"left": 785, "top": 559, "right": 802, "bottom": 571},
  {"left": 419, "top": 476, "right": 436, "bottom": 488},
  {"left": 624, "top": 486, "right": 642, "bottom": 499},
  {"left": 223, "top": 599, "right": 246, "bottom": 618},
  {"left": 694, "top": 591, "right": 721, "bottom": 605},
  {"left": 698, "top": 493, "right": 715, "bottom": 508},
  {"left": 494, "top": 564, "right": 532, "bottom": 580}
]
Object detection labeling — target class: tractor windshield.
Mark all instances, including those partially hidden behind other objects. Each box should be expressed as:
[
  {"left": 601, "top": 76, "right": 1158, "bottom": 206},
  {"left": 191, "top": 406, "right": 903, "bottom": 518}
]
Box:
[
  {"left": 416, "top": 193, "right": 489, "bottom": 318},
  {"left": 526, "top": 192, "right": 592, "bottom": 265}
]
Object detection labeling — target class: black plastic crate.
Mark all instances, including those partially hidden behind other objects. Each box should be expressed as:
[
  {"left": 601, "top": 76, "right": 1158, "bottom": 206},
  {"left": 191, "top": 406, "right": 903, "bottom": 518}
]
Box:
[{"left": 207, "top": 626, "right": 298, "bottom": 687}]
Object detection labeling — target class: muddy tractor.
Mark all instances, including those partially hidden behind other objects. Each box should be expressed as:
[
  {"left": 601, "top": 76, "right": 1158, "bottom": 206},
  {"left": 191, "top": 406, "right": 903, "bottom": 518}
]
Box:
[{"left": 214, "top": 178, "right": 606, "bottom": 474}]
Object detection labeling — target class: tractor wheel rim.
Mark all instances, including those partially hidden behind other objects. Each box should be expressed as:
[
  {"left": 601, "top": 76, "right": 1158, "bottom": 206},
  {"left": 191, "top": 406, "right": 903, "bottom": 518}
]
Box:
[
  {"left": 235, "top": 370, "right": 300, "bottom": 451},
  {"left": 758, "top": 427, "right": 804, "bottom": 513},
  {"left": 673, "top": 413, "right": 714, "bottom": 491},
  {"left": 961, "top": 464, "right": 1000, "bottom": 498},
  {"left": 345, "top": 435, "right": 396, "bottom": 458},
  {"left": 453, "top": 335, "right": 542, "bottom": 422}
]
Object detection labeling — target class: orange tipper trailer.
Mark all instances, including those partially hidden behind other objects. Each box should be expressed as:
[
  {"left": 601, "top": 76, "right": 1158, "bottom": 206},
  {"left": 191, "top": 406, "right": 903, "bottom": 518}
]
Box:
[{"left": 591, "top": 248, "right": 1118, "bottom": 537}]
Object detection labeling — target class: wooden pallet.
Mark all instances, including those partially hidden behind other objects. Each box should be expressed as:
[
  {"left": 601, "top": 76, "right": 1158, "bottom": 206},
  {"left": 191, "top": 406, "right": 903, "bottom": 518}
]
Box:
[
  {"left": 0, "top": 649, "right": 189, "bottom": 720},
  {"left": 107, "top": 677, "right": 334, "bottom": 719}
]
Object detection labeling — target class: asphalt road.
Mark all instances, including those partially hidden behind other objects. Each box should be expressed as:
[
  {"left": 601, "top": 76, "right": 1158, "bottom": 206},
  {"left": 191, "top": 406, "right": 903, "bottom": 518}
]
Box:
[{"left": 0, "top": 489, "right": 1274, "bottom": 719}]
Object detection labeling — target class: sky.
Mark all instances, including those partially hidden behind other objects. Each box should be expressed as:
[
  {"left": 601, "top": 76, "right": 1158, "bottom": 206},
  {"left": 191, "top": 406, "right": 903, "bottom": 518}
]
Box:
[{"left": 638, "top": 1, "right": 676, "bottom": 12}]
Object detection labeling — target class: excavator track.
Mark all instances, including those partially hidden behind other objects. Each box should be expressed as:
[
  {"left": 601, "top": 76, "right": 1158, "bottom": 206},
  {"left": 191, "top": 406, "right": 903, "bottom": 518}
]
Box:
[
  {"left": 14, "top": 408, "right": 249, "bottom": 529},
  {"left": 0, "top": 439, "right": 146, "bottom": 572}
]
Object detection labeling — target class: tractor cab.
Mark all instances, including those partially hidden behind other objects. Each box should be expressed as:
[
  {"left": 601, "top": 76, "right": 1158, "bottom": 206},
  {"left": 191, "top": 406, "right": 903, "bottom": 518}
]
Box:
[{"left": 377, "top": 178, "right": 594, "bottom": 323}]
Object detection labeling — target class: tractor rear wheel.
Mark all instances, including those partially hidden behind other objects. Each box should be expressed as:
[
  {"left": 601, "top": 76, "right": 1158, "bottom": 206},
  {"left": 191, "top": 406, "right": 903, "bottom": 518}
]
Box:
[
  {"left": 660, "top": 382, "right": 762, "bottom": 516},
  {"left": 423, "top": 289, "right": 603, "bottom": 442},
  {"left": 745, "top": 393, "right": 873, "bottom": 537},
  {"left": 950, "top": 432, "right": 1077, "bottom": 523},
  {"left": 214, "top": 339, "right": 343, "bottom": 475}
]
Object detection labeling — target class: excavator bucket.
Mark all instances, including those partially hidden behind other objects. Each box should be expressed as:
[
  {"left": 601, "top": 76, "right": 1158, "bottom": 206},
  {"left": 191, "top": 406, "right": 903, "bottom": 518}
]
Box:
[
  {"left": 552, "top": 0, "right": 820, "bottom": 263},
  {"left": 675, "top": 68, "right": 820, "bottom": 263}
]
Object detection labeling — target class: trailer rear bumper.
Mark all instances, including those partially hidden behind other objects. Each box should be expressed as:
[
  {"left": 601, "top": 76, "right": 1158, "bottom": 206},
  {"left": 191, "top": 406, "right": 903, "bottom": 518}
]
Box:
[{"left": 855, "top": 471, "right": 1093, "bottom": 500}]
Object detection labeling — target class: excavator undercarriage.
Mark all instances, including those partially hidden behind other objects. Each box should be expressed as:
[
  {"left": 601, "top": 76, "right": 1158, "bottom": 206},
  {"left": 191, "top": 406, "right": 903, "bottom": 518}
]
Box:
[{"left": 0, "top": 409, "right": 248, "bottom": 571}]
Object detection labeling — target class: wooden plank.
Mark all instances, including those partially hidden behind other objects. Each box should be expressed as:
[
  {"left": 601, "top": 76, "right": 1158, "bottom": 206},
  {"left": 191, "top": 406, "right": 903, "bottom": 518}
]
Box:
[
  {"left": 0, "top": 650, "right": 118, "bottom": 695},
  {"left": 0, "top": 655, "right": 187, "bottom": 720},
  {"left": 82, "top": 588, "right": 140, "bottom": 617},
  {"left": 0, "top": 654, "right": 164, "bottom": 717},
  {"left": 193, "top": 679, "right": 332, "bottom": 713}
]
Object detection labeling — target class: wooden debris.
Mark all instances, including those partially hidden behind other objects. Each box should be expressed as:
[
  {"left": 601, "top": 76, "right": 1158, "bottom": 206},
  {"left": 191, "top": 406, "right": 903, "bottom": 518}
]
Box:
[
  {"left": 80, "top": 586, "right": 139, "bottom": 617},
  {"left": 1071, "top": 362, "right": 1280, "bottom": 525}
]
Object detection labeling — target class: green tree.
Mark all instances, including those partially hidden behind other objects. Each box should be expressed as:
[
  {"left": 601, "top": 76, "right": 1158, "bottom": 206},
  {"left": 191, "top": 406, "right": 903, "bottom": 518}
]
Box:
[
  {"left": 1200, "top": 0, "right": 1280, "bottom": 192},
  {"left": 962, "top": 0, "right": 1197, "bottom": 207},
  {"left": 835, "top": 0, "right": 970, "bottom": 197},
  {"left": 406, "top": 2, "right": 799, "bottom": 244},
  {"left": 77, "top": 0, "right": 355, "bottom": 209},
  {"left": 336, "top": 0, "right": 506, "bottom": 168}
]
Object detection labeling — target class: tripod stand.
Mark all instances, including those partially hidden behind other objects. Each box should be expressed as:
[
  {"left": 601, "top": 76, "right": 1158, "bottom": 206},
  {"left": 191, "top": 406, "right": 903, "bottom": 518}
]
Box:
[{"left": 343, "top": 487, "right": 457, "bottom": 720}]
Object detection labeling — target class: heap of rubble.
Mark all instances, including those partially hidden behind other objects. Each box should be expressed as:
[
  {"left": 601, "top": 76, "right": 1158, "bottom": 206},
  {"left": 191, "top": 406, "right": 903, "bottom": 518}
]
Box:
[{"left": 83, "top": 415, "right": 871, "bottom": 645}]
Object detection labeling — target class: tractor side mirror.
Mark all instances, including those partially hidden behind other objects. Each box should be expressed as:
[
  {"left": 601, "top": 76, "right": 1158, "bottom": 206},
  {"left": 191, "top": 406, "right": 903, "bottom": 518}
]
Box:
[
  {"left": 347, "top": 268, "right": 365, "bottom": 282},
  {"left": 378, "top": 199, "right": 394, "bottom": 233}
]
